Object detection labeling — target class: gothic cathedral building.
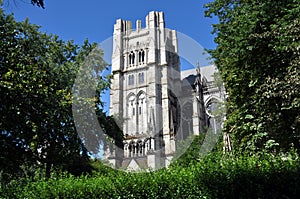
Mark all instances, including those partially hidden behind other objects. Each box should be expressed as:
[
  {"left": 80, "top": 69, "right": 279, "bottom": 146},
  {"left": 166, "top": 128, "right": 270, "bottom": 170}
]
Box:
[{"left": 107, "top": 11, "right": 225, "bottom": 171}]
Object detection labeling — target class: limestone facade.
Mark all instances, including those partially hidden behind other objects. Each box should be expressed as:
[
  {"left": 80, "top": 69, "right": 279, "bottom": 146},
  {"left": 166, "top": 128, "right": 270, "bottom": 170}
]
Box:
[{"left": 108, "top": 11, "right": 225, "bottom": 171}]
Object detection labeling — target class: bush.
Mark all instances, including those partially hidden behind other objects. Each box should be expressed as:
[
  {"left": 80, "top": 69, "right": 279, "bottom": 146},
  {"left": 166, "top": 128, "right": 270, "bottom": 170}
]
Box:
[{"left": 1, "top": 151, "right": 300, "bottom": 198}]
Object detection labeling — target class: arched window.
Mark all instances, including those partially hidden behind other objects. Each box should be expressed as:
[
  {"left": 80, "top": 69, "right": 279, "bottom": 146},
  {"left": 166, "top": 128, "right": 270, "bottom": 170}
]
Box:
[
  {"left": 129, "top": 51, "right": 135, "bottom": 65},
  {"left": 132, "top": 52, "right": 135, "bottom": 65},
  {"left": 141, "top": 50, "right": 145, "bottom": 63},
  {"left": 138, "top": 73, "right": 144, "bottom": 84},
  {"left": 138, "top": 49, "right": 145, "bottom": 64},
  {"left": 137, "top": 91, "right": 146, "bottom": 134},
  {"left": 205, "top": 98, "right": 223, "bottom": 134},
  {"left": 128, "top": 74, "right": 134, "bottom": 85},
  {"left": 180, "top": 102, "right": 193, "bottom": 140},
  {"left": 137, "top": 140, "right": 143, "bottom": 156},
  {"left": 127, "top": 94, "right": 136, "bottom": 136},
  {"left": 128, "top": 141, "right": 135, "bottom": 157}
]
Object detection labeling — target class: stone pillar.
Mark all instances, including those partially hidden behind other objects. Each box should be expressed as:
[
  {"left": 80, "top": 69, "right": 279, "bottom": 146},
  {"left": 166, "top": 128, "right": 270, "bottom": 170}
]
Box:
[
  {"left": 136, "top": 20, "right": 142, "bottom": 31},
  {"left": 147, "top": 150, "right": 164, "bottom": 171},
  {"left": 135, "top": 50, "right": 138, "bottom": 66},
  {"left": 147, "top": 152, "right": 156, "bottom": 170},
  {"left": 192, "top": 96, "right": 200, "bottom": 135},
  {"left": 145, "top": 48, "right": 148, "bottom": 64},
  {"left": 124, "top": 52, "right": 128, "bottom": 69}
]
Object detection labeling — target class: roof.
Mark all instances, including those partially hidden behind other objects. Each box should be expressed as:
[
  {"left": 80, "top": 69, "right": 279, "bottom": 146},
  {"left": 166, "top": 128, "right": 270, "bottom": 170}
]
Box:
[{"left": 180, "top": 65, "right": 217, "bottom": 82}]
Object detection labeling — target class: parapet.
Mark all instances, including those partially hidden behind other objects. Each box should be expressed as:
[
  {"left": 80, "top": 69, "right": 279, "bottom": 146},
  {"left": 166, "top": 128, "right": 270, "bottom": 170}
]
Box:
[{"left": 114, "top": 11, "right": 165, "bottom": 34}]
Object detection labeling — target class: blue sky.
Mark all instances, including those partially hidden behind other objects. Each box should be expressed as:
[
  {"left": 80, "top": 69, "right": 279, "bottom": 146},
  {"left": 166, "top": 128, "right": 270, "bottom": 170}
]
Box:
[
  {"left": 3, "top": 0, "right": 218, "bottom": 113},
  {"left": 4, "top": 0, "right": 217, "bottom": 51}
]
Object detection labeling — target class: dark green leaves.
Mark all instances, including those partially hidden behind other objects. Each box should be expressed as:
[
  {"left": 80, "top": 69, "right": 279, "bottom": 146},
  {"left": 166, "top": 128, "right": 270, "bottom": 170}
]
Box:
[
  {"left": 0, "top": 8, "right": 113, "bottom": 180},
  {"left": 205, "top": 0, "right": 300, "bottom": 153}
]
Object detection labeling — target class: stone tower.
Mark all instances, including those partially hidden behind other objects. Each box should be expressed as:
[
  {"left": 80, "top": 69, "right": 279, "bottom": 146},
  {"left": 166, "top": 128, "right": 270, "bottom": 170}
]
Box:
[{"left": 109, "top": 11, "right": 181, "bottom": 170}]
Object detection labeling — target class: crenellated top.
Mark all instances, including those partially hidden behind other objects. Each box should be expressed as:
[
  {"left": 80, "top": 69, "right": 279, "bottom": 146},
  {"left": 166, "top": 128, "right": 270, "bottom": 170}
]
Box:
[
  {"left": 146, "top": 11, "right": 165, "bottom": 29},
  {"left": 114, "top": 19, "right": 132, "bottom": 34},
  {"left": 114, "top": 11, "right": 165, "bottom": 35},
  {"left": 112, "top": 11, "right": 178, "bottom": 73}
]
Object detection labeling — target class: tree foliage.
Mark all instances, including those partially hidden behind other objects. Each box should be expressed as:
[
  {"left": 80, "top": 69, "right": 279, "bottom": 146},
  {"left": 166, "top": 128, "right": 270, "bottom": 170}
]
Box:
[
  {"left": 0, "top": 7, "right": 118, "bottom": 181},
  {"left": 205, "top": 0, "right": 300, "bottom": 153}
]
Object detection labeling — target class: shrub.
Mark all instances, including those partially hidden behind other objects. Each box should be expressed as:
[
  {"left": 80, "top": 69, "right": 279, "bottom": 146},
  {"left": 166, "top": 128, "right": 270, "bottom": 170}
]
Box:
[{"left": 1, "top": 151, "right": 299, "bottom": 198}]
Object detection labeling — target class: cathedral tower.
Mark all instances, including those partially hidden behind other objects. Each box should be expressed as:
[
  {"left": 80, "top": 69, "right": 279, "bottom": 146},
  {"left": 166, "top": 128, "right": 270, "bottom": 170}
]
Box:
[{"left": 109, "top": 11, "right": 181, "bottom": 170}]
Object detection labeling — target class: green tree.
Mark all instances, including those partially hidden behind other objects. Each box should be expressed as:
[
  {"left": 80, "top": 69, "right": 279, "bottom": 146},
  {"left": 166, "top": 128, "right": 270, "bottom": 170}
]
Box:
[
  {"left": 205, "top": 0, "right": 300, "bottom": 153},
  {"left": 0, "top": 7, "right": 116, "bottom": 180}
]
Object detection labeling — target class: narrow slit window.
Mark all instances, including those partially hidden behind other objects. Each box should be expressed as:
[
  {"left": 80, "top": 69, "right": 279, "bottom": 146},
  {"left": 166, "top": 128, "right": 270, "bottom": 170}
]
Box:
[
  {"left": 130, "top": 51, "right": 135, "bottom": 65},
  {"left": 142, "top": 50, "right": 145, "bottom": 63}
]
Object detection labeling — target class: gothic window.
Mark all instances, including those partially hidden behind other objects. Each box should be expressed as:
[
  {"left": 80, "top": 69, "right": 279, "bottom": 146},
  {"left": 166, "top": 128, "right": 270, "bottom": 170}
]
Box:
[
  {"left": 142, "top": 50, "right": 145, "bottom": 63},
  {"left": 206, "top": 99, "right": 218, "bottom": 117},
  {"left": 181, "top": 102, "right": 193, "bottom": 140},
  {"left": 137, "top": 92, "right": 146, "bottom": 134},
  {"left": 129, "top": 51, "right": 135, "bottom": 65},
  {"left": 128, "top": 141, "right": 135, "bottom": 157},
  {"left": 206, "top": 98, "right": 223, "bottom": 134},
  {"left": 128, "top": 74, "right": 134, "bottom": 85},
  {"left": 138, "top": 73, "right": 144, "bottom": 84},
  {"left": 137, "top": 140, "right": 143, "bottom": 156},
  {"left": 138, "top": 49, "right": 145, "bottom": 64},
  {"left": 132, "top": 52, "right": 135, "bottom": 65},
  {"left": 127, "top": 94, "right": 136, "bottom": 136}
]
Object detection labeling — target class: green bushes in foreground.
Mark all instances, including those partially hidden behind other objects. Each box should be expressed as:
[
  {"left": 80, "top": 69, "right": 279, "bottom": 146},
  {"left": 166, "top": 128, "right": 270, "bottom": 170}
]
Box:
[{"left": 1, "top": 152, "right": 300, "bottom": 198}]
